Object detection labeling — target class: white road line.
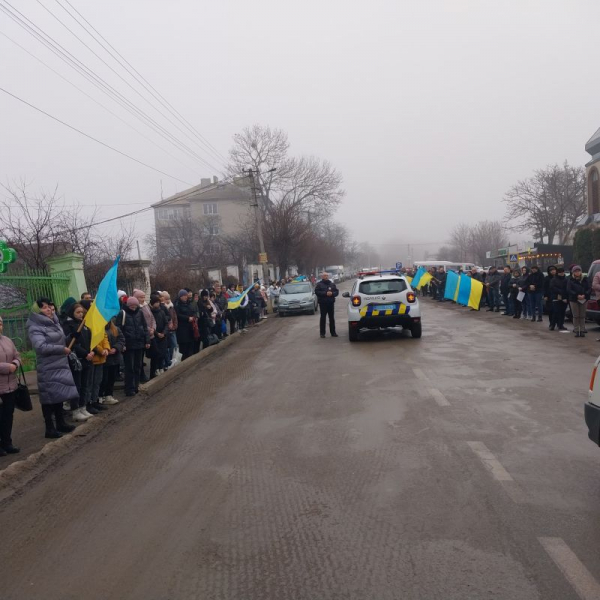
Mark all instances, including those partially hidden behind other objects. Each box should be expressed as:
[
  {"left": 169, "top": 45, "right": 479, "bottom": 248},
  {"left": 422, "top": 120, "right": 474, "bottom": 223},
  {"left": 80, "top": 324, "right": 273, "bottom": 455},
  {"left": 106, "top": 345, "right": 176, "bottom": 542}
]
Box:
[
  {"left": 467, "top": 441, "right": 513, "bottom": 481},
  {"left": 539, "top": 537, "right": 600, "bottom": 600},
  {"left": 428, "top": 388, "right": 450, "bottom": 406},
  {"left": 412, "top": 367, "right": 427, "bottom": 381}
]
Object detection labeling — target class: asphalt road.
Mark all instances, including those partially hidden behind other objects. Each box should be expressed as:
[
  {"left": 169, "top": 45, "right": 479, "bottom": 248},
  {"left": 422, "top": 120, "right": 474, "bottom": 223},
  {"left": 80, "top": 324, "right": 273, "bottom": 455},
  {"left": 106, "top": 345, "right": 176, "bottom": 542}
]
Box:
[{"left": 1, "top": 283, "right": 600, "bottom": 600}]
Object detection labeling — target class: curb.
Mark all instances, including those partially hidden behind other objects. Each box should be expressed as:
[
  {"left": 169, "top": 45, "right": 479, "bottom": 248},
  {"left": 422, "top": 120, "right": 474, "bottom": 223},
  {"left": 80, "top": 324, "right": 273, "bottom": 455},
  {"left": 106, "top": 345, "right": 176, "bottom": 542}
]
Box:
[{"left": 0, "top": 320, "right": 269, "bottom": 504}]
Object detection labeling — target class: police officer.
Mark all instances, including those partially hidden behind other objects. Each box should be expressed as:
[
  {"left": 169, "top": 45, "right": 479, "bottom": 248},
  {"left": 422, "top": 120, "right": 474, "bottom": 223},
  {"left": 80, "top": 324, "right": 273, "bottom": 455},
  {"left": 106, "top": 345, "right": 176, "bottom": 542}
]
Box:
[{"left": 315, "top": 272, "right": 339, "bottom": 338}]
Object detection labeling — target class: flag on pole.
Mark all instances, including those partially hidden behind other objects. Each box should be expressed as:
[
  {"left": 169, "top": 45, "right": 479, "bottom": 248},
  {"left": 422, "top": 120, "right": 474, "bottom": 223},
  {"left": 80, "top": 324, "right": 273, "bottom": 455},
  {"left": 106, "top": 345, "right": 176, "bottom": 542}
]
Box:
[
  {"left": 411, "top": 267, "right": 433, "bottom": 290},
  {"left": 227, "top": 283, "right": 254, "bottom": 310},
  {"left": 84, "top": 257, "right": 121, "bottom": 349}
]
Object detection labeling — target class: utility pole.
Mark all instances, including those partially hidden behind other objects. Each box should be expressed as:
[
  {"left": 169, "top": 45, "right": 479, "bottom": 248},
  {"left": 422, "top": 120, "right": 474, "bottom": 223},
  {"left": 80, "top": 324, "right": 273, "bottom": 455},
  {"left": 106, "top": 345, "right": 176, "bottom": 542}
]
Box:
[{"left": 247, "top": 168, "right": 267, "bottom": 282}]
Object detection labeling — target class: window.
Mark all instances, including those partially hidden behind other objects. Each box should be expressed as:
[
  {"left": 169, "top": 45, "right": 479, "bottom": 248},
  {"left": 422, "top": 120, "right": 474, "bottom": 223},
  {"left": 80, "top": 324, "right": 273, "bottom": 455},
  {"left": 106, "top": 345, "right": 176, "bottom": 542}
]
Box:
[
  {"left": 203, "top": 203, "right": 218, "bottom": 215},
  {"left": 591, "top": 168, "right": 600, "bottom": 215},
  {"left": 206, "top": 244, "right": 220, "bottom": 255},
  {"left": 359, "top": 279, "right": 407, "bottom": 295},
  {"left": 157, "top": 206, "right": 189, "bottom": 221},
  {"left": 207, "top": 224, "right": 220, "bottom": 235}
]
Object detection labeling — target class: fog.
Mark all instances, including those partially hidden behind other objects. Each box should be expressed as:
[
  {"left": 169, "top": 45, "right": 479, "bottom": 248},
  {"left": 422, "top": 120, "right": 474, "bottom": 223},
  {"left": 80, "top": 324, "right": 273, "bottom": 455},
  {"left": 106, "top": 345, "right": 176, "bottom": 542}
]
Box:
[{"left": 1, "top": 0, "right": 598, "bottom": 261}]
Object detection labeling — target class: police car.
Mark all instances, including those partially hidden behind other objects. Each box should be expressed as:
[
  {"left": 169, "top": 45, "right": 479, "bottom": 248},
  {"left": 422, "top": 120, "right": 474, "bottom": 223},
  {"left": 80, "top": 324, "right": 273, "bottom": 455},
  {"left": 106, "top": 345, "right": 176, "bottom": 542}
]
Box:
[{"left": 342, "top": 270, "right": 422, "bottom": 342}]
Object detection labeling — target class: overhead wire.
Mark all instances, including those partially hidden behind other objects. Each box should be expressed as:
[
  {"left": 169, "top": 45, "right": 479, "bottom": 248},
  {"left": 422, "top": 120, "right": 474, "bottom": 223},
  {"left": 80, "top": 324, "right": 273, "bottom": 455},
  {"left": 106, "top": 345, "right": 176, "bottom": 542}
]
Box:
[
  {"left": 33, "top": 0, "right": 228, "bottom": 172},
  {"left": 0, "top": 85, "right": 194, "bottom": 186},
  {"left": 0, "top": 0, "right": 225, "bottom": 175},
  {"left": 55, "top": 0, "right": 229, "bottom": 166},
  {"left": 0, "top": 30, "right": 205, "bottom": 179}
]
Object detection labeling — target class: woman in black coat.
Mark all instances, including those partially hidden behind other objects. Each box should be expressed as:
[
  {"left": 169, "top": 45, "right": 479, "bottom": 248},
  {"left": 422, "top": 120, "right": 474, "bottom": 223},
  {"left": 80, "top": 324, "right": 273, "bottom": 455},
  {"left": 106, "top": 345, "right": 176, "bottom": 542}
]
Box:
[
  {"left": 118, "top": 297, "right": 150, "bottom": 395},
  {"left": 149, "top": 294, "right": 169, "bottom": 377},
  {"left": 549, "top": 267, "right": 568, "bottom": 331},
  {"left": 198, "top": 290, "right": 214, "bottom": 351},
  {"left": 175, "top": 290, "right": 196, "bottom": 361}
]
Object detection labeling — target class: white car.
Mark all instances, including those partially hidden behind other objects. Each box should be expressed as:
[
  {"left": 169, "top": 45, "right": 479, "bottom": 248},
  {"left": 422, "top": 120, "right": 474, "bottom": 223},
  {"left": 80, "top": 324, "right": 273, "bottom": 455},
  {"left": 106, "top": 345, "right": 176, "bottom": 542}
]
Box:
[
  {"left": 278, "top": 282, "right": 318, "bottom": 316},
  {"left": 342, "top": 271, "right": 422, "bottom": 341},
  {"left": 585, "top": 356, "right": 600, "bottom": 446}
]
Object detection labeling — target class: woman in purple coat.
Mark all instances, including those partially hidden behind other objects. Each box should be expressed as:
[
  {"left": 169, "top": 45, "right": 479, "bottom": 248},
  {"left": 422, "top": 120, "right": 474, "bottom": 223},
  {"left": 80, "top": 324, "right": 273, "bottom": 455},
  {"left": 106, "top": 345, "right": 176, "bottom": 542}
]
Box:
[{"left": 27, "top": 297, "right": 78, "bottom": 439}]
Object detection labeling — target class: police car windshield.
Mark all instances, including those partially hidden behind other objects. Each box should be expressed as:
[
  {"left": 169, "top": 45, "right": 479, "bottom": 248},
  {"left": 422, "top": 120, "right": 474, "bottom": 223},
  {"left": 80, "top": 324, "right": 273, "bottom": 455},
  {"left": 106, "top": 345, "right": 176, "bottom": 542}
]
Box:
[
  {"left": 359, "top": 279, "right": 406, "bottom": 295},
  {"left": 282, "top": 284, "right": 312, "bottom": 294}
]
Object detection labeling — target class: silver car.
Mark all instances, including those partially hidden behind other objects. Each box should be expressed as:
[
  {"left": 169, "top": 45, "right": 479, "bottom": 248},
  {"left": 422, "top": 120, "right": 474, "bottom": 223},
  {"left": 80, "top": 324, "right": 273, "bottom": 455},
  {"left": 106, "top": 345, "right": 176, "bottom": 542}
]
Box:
[{"left": 278, "top": 282, "right": 318, "bottom": 316}]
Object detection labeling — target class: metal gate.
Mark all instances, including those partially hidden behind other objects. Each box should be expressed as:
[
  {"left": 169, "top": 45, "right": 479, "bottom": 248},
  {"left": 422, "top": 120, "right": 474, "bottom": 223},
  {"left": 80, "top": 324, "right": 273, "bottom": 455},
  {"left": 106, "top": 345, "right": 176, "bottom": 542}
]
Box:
[{"left": 0, "top": 268, "right": 71, "bottom": 350}]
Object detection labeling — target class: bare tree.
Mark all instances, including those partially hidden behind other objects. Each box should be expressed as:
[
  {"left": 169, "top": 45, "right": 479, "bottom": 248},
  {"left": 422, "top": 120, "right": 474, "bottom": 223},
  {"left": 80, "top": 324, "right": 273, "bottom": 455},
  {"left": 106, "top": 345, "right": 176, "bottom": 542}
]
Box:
[
  {"left": 448, "top": 221, "right": 508, "bottom": 264},
  {"left": 0, "top": 180, "right": 64, "bottom": 269},
  {"left": 504, "top": 161, "right": 586, "bottom": 244},
  {"left": 227, "top": 125, "right": 345, "bottom": 274}
]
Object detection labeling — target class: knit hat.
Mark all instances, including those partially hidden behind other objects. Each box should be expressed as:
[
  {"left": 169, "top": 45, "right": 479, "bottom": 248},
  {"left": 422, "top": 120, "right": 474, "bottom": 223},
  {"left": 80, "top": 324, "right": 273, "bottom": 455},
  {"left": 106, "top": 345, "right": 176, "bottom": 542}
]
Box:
[
  {"left": 178, "top": 289, "right": 188, "bottom": 298},
  {"left": 200, "top": 289, "right": 209, "bottom": 298},
  {"left": 572, "top": 265, "right": 582, "bottom": 272},
  {"left": 60, "top": 297, "right": 77, "bottom": 315},
  {"left": 117, "top": 290, "right": 127, "bottom": 299},
  {"left": 126, "top": 296, "right": 140, "bottom": 308},
  {"left": 132, "top": 289, "right": 145, "bottom": 299}
]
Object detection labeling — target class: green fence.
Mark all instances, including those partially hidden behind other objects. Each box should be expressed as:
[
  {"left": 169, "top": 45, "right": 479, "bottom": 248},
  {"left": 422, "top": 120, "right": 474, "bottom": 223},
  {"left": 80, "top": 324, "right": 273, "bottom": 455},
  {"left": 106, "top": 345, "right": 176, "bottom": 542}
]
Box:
[{"left": 0, "top": 267, "right": 71, "bottom": 350}]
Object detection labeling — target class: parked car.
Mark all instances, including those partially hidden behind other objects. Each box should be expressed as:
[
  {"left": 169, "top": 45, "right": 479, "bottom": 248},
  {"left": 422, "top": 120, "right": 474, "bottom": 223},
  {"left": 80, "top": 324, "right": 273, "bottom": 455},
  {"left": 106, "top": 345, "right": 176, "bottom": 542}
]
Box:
[
  {"left": 278, "top": 282, "right": 318, "bottom": 316},
  {"left": 585, "top": 354, "right": 600, "bottom": 446},
  {"left": 586, "top": 260, "right": 600, "bottom": 325}
]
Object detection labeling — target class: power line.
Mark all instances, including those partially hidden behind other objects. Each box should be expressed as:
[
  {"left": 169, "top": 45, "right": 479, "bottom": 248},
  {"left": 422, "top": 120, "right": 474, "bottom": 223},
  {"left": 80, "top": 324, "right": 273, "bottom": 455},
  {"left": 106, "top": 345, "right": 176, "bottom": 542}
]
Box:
[
  {"left": 0, "top": 85, "right": 194, "bottom": 186},
  {"left": 34, "top": 0, "right": 228, "bottom": 172},
  {"left": 55, "top": 0, "right": 229, "bottom": 167},
  {"left": 0, "top": 30, "right": 204, "bottom": 179},
  {"left": 0, "top": 0, "right": 224, "bottom": 175}
]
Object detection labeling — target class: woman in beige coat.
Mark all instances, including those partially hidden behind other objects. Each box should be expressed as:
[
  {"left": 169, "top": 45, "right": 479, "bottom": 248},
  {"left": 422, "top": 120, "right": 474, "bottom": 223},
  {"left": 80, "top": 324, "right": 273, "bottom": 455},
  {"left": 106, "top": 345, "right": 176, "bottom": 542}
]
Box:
[{"left": 0, "top": 315, "right": 22, "bottom": 455}]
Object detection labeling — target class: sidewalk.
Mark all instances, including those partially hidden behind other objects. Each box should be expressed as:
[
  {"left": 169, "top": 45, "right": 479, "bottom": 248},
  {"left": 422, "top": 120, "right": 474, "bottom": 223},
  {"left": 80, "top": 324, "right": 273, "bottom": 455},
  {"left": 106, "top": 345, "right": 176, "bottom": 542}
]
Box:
[{"left": 1, "top": 321, "right": 269, "bottom": 472}]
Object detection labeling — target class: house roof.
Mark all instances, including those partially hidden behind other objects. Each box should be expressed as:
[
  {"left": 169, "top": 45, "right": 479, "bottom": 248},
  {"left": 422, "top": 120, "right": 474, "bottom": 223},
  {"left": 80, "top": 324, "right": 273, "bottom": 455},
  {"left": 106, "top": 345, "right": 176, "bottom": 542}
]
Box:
[
  {"left": 151, "top": 178, "right": 252, "bottom": 208},
  {"left": 586, "top": 127, "right": 600, "bottom": 157}
]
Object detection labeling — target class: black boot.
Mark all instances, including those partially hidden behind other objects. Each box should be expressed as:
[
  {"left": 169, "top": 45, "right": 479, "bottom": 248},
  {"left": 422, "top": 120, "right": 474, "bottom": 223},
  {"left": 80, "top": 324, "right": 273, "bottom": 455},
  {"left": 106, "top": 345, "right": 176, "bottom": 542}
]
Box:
[
  {"left": 42, "top": 404, "right": 62, "bottom": 439},
  {"left": 53, "top": 404, "right": 76, "bottom": 433}
]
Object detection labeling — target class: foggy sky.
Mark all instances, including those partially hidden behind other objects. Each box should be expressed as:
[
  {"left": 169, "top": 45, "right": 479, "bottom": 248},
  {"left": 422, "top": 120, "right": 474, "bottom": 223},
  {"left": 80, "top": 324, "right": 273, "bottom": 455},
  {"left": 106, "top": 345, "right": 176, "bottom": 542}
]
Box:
[{"left": 1, "top": 0, "right": 599, "bottom": 263}]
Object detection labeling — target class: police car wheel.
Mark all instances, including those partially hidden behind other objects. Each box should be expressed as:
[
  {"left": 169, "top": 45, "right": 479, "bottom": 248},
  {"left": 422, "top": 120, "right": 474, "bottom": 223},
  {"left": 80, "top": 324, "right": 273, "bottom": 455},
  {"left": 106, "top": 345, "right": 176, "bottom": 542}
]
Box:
[
  {"left": 348, "top": 325, "right": 359, "bottom": 342},
  {"left": 411, "top": 323, "right": 422, "bottom": 339}
]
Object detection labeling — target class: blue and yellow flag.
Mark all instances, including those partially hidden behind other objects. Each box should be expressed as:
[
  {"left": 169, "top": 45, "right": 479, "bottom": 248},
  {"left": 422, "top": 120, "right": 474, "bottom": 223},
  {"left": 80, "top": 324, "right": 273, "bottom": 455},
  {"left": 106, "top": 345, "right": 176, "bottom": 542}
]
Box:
[
  {"left": 227, "top": 283, "right": 254, "bottom": 310},
  {"left": 456, "top": 274, "right": 483, "bottom": 310},
  {"left": 84, "top": 257, "right": 120, "bottom": 349},
  {"left": 444, "top": 271, "right": 460, "bottom": 301},
  {"left": 411, "top": 267, "right": 433, "bottom": 290}
]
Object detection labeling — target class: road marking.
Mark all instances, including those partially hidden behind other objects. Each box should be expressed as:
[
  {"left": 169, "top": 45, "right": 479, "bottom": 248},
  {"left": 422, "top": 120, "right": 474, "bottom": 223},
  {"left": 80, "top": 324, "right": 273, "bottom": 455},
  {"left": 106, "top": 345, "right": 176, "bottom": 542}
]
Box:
[
  {"left": 428, "top": 388, "right": 450, "bottom": 406},
  {"left": 539, "top": 537, "right": 600, "bottom": 600},
  {"left": 412, "top": 367, "right": 427, "bottom": 381},
  {"left": 467, "top": 441, "right": 513, "bottom": 481}
]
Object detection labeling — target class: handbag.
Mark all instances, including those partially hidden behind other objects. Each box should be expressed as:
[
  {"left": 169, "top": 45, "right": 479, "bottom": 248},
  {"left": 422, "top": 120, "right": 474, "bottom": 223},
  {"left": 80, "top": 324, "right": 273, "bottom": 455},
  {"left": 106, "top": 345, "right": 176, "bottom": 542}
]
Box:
[
  {"left": 207, "top": 334, "right": 220, "bottom": 346},
  {"left": 14, "top": 365, "right": 33, "bottom": 412}
]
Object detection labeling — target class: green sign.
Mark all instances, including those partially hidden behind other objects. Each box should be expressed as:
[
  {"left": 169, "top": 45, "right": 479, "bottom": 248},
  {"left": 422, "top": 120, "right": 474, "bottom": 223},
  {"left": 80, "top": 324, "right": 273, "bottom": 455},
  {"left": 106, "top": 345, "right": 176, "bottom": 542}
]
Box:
[
  {"left": 497, "top": 248, "right": 508, "bottom": 256},
  {"left": 0, "top": 240, "right": 17, "bottom": 273}
]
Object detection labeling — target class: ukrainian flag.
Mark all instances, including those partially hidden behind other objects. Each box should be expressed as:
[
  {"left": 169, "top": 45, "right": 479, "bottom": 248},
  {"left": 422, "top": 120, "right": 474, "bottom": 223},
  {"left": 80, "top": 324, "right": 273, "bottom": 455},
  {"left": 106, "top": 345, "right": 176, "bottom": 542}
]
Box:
[
  {"left": 456, "top": 273, "right": 483, "bottom": 310},
  {"left": 227, "top": 284, "right": 254, "bottom": 310},
  {"left": 444, "top": 271, "right": 460, "bottom": 301},
  {"left": 84, "top": 257, "right": 121, "bottom": 349},
  {"left": 411, "top": 267, "right": 433, "bottom": 290}
]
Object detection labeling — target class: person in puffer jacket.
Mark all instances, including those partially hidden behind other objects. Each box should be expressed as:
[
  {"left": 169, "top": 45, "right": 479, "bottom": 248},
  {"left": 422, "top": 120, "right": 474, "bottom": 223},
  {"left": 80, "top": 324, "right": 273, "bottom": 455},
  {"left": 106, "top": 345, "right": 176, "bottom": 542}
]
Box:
[{"left": 27, "top": 297, "right": 78, "bottom": 439}]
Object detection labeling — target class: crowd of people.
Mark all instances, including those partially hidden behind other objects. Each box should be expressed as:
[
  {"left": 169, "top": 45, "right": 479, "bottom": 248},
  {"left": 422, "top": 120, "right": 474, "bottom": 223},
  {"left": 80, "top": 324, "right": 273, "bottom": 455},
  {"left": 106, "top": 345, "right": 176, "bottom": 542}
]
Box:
[
  {"left": 416, "top": 263, "right": 594, "bottom": 337},
  {"left": 0, "top": 278, "right": 296, "bottom": 456}
]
